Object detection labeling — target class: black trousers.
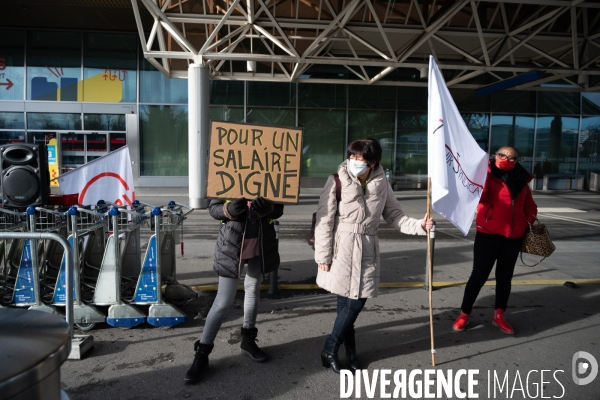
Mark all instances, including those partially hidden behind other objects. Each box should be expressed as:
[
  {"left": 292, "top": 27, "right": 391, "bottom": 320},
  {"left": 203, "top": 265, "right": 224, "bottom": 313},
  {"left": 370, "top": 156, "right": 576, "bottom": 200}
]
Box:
[{"left": 460, "top": 231, "right": 523, "bottom": 314}]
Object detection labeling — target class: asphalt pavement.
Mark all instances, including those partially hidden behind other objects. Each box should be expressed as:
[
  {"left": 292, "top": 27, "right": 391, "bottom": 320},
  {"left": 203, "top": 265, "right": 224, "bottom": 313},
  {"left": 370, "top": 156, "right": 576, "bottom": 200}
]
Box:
[{"left": 58, "top": 188, "right": 600, "bottom": 400}]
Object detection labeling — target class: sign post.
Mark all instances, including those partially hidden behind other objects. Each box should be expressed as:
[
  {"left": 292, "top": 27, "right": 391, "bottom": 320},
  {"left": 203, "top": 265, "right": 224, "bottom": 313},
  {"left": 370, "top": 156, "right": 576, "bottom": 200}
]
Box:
[{"left": 206, "top": 121, "right": 303, "bottom": 204}]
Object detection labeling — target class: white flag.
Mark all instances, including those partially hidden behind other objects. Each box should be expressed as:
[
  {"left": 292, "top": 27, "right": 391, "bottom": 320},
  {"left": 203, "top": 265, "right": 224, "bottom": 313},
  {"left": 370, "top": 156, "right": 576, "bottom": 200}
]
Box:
[
  {"left": 57, "top": 146, "right": 135, "bottom": 206},
  {"left": 427, "top": 56, "right": 488, "bottom": 235}
]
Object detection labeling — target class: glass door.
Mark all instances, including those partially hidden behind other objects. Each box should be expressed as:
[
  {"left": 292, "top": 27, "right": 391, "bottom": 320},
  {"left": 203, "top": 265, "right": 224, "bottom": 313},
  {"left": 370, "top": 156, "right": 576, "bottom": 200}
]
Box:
[
  {"left": 59, "top": 132, "right": 113, "bottom": 172},
  {"left": 85, "top": 132, "right": 108, "bottom": 162},
  {"left": 26, "top": 130, "right": 126, "bottom": 174},
  {"left": 60, "top": 132, "right": 86, "bottom": 173}
]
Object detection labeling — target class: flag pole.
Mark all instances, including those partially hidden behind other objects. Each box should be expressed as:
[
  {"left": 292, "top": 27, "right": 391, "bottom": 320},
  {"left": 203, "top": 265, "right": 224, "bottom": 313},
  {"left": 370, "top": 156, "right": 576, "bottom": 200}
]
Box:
[{"left": 427, "top": 176, "right": 436, "bottom": 366}]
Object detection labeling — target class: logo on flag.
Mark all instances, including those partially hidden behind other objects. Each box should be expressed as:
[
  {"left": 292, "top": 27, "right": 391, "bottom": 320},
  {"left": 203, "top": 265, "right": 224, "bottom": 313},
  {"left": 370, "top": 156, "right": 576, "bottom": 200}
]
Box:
[
  {"left": 427, "top": 56, "right": 488, "bottom": 235},
  {"left": 56, "top": 146, "right": 135, "bottom": 206}
]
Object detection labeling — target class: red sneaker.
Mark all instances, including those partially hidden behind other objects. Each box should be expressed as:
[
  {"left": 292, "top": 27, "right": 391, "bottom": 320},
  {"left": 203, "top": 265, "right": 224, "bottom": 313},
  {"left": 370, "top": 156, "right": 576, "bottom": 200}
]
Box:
[
  {"left": 492, "top": 309, "right": 514, "bottom": 334},
  {"left": 452, "top": 311, "right": 470, "bottom": 331}
]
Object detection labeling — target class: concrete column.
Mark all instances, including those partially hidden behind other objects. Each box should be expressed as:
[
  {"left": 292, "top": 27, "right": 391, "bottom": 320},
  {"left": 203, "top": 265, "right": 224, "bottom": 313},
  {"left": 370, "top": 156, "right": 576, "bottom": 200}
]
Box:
[{"left": 188, "top": 63, "right": 210, "bottom": 209}]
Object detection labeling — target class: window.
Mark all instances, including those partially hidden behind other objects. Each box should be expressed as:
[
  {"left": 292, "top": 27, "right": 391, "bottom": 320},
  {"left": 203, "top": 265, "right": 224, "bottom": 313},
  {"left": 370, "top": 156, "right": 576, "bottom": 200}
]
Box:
[
  {"left": 247, "top": 82, "right": 295, "bottom": 107},
  {"left": 534, "top": 116, "right": 579, "bottom": 175},
  {"left": 0, "top": 112, "right": 25, "bottom": 129},
  {"left": 27, "top": 113, "right": 81, "bottom": 130},
  {"left": 83, "top": 33, "right": 137, "bottom": 103},
  {"left": 298, "top": 109, "right": 345, "bottom": 178},
  {"left": 27, "top": 31, "right": 81, "bottom": 101},
  {"left": 579, "top": 116, "right": 600, "bottom": 182},
  {"left": 349, "top": 111, "right": 395, "bottom": 170},
  {"left": 139, "top": 105, "right": 188, "bottom": 176},
  {"left": 210, "top": 81, "right": 244, "bottom": 105},
  {"left": 396, "top": 113, "right": 427, "bottom": 179},
  {"left": 140, "top": 58, "right": 187, "bottom": 104},
  {"left": 298, "top": 83, "right": 346, "bottom": 108},
  {"left": 84, "top": 114, "right": 126, "bottom": 131},
  {"left": 491, "top": 115, "right": 535, "bottom": 173},
  {"left": 0, "top": 30, "right": 25, "bottom": 100}
]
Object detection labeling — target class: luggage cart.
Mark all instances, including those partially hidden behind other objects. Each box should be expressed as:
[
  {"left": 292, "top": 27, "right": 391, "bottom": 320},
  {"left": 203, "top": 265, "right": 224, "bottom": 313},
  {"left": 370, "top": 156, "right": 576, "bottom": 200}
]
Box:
[
  {"left": 1, "top": 207, "right": 61, "bottom": 314},
  {"left": 0, "top": 208, "right": 28, "bottom": 307},
  {"left": 50, "top": 206, "right": 108, "bottom": 331},
  {"left": 100, "top": 200, "right": 145, "bottom": 286},
  {"left": 94, "top": 205, "right": 146, "bottom": 328},
  {"left": 74, "top": 205, "right": 109, "bottom": 305},
  {"left": 134, "top": 202, "right": 193, "bottom": 327},
  {"left": 34, "top": 207, "right": 69, "bottom": 307}
]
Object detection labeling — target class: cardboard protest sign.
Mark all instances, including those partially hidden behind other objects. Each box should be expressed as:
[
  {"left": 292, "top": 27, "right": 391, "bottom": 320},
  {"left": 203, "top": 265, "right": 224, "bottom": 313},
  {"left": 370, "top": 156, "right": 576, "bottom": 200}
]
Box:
[{"left": 207, "top": 121, "right": 303, "bottom": 203}]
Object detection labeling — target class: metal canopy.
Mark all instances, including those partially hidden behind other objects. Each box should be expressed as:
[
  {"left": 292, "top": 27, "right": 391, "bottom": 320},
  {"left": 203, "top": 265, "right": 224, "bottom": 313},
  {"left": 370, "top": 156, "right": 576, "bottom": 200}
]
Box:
[{"left": 130, "top": 1, "right": 600, "bottom": 91}]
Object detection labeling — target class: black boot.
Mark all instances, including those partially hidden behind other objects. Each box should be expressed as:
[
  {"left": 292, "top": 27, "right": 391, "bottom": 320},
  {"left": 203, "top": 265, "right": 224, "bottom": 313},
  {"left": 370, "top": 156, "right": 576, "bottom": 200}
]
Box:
[
  {"left": 184, "top": 341, "right": 213, "bottom": 384},
  {"left": 321, "top": 349, "right": 343, "bottom": 374},
  {"left": 346, "top": 347, "right": 359, "bottom": 373},
  {"left": 240, "top": 327, "right": 268, "bottom": 362}
]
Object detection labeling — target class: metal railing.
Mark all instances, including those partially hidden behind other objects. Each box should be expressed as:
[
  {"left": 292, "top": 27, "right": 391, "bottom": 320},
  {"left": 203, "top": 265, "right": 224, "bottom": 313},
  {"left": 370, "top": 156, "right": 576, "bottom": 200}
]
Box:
[{"left": 0, "top": 232, "right": 74, "bottom": 339}]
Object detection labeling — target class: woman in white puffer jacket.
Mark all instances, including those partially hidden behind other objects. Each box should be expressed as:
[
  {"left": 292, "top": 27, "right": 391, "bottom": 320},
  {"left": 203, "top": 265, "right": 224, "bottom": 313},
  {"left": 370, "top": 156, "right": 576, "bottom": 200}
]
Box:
[{"left": 314, "top": 138, "right": 434, "bottom": 374}]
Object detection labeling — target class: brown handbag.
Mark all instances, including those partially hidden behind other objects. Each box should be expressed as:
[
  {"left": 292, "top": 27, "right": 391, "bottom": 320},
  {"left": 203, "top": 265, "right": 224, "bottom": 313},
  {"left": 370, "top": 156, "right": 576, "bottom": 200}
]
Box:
[{"left": 520, "top": 217, "right": 556, "bottom": 267}]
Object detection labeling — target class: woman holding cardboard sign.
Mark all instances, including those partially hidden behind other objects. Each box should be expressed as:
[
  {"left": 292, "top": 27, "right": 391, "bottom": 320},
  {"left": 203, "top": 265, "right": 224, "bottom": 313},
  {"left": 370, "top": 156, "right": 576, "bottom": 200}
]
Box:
[
  {"left": 184, "top": 196, "right": 283, "bottom": 384},
  {"left": 314, "top": 138, "right": 434, "bottom": 374}
]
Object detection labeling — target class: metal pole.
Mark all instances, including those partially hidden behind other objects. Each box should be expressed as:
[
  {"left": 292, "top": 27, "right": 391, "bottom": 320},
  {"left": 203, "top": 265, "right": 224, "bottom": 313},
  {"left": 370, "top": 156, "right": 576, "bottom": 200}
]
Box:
[
  {"left": 69, "top": 207, "right": 82, "bottom": 306},
  {"left": 268, "top": 220, "right": 279, "bottom": 295},
  {"left": 109, "top": 207, "right": 121, "bottom": 305},
  {"left": 153, "top": 207, "right": 163, "bottom": 304},
  {"left": 26, "top": 207, "right": 42, "bottom": 307},
  {"left": 0, "top": 232, "right": 74, "bottom": 339},
  {"left": 188, "top": 62, "right": 211, "bottom": 209}
]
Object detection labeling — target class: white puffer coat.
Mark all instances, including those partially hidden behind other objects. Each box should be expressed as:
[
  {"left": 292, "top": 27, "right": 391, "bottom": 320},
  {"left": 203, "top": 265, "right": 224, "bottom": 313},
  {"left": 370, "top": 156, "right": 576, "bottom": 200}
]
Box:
[{"left": 314, "top": 161, "right": 426, "bottom": 299}]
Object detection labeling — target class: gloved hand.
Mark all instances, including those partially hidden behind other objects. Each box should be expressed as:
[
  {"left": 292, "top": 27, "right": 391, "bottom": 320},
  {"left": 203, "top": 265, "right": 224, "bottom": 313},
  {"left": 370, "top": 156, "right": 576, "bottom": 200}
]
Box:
[
  {"left": 252, "top": 196, "right": 274, "bottom": 215},
  {"left": 227, "top": 198, "right": 247, "bottom": 219}
]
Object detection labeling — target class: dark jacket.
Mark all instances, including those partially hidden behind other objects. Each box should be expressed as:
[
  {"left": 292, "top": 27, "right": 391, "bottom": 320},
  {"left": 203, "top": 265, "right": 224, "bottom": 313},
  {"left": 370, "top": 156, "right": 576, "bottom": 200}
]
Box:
[
  {"left": 209, "top": 199, "right": 284, "bottom": 278},
  {"left": 476, "top": 160, "right": 538, "bottom": 239}
]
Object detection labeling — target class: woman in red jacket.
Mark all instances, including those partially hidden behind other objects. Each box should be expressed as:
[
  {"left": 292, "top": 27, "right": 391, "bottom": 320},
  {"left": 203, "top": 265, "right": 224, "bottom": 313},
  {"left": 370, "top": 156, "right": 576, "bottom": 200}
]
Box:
[{"left": 453, "top": 146, "right": 538, "bottom": 335}]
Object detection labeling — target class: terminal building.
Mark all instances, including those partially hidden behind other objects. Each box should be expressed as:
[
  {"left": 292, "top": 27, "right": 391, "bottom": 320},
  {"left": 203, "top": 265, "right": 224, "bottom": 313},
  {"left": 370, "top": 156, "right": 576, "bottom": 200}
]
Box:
[{"left": 1, "top": 0, "right": 599, "bottom": 195}]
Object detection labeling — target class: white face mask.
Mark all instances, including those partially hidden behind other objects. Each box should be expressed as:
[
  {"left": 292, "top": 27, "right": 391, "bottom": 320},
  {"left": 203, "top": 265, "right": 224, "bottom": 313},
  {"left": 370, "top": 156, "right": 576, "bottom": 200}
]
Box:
[{"left": 348, "top": 159, "right": 368, "bottom": 177}]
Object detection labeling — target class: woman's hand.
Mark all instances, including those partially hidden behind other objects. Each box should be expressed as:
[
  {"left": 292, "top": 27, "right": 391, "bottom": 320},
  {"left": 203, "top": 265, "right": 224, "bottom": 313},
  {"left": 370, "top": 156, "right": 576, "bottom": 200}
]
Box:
[
  {"left": 318, "top": 263, "right": 331, "bottom": 272},
  {"left": 422, "top": 214, "right": 435, "bottom": 231}
]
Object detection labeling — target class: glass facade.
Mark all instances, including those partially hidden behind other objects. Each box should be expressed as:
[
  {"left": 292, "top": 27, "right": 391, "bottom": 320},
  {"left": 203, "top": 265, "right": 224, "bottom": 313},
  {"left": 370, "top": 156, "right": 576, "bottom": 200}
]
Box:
[
  {"left": 396, "top": 113, "right": 427, "bottom": 184},
  {"left": 27, "top": 31, "right": 81, "bottom": 101},
  {"left": 247, "top": 82, "right": 295, "bottom": 106},
  {"left": 491, "top": 115, "right": 535, "bottom": 173},
  {"left": 579, "top": 116, "right": 600, "bottom": 181},
  {"left": 0, "top": 30, "right": 25, "bottom": 101},
  {"left": 298, "top": 109, "right": 346, "bottom": 179},
  {"left": 84, "top": 114, "right": 126, "bottom": 131},
  {"left": 0, "top": 112, "right": 25, "bottom": 129},
  {"left": 298, "top": 83, "right": 345, "bottom": 108},
  {"left": 2, "top": 28, "right": 600, "bottom": 189},
  {"left": 140, "top": 57, "right": 188, "bottom": 104},
  {"left": 534, "top": 116, "right": 579, "bottom": 175},
  {"left": 27, "top": 113, "right": 82, "bottom": 130},
  {"left": 0, "top": 131, "right": 25, "bottom": 145},
  {"left": 349, "top": 110, "right": 395, "bottom": 171},
  {"left": 139, "top": 105, "right": 188, "bottom": 176},
  {"left": 83, "top": 33, "right": 137, "bottom": 103}
]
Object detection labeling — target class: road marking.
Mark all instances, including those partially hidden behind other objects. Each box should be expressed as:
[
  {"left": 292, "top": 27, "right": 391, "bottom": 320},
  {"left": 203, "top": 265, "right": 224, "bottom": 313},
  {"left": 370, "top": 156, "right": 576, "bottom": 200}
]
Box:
[
  {"left": 537, "top": 207, "right": 585, "bottom": 213},
  {"left": 540, "top": 213, "right": 600, "bottom": 227},
  {"left": 189, "top": 278, "right": 600, "bottom": 292}
]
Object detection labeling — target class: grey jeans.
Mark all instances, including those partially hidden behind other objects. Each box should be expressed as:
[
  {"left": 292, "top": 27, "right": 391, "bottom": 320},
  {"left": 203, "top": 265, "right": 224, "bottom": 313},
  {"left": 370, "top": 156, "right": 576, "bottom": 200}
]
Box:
[{"left": 200, "top": 257, "right": 262, "bottom": 346}]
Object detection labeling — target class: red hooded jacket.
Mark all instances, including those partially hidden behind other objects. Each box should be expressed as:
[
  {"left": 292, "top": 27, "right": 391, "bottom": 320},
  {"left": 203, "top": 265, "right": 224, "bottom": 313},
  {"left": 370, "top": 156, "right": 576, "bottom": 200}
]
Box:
[{"left": 475, "top": 161, "right": 538, "bottom": 238}]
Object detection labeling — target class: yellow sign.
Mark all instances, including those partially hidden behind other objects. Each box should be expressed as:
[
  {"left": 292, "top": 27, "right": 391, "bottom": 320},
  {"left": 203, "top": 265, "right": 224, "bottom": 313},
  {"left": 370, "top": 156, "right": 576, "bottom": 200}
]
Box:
[
  {"left": 207, "top": 121, "right": 303, "bottom": 204},
  {"left": 47, "top": 138, "right": 59, "bottom": 187}
]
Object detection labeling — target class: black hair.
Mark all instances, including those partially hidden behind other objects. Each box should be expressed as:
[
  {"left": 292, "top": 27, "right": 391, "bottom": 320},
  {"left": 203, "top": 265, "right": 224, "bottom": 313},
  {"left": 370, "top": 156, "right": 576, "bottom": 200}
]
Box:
[{"left": 347, "top": 138, "right": 382, "bottom": 169}]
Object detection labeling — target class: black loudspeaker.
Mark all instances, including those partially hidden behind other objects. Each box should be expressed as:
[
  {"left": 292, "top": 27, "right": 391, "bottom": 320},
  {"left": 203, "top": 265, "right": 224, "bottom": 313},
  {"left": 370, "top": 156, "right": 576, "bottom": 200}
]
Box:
[{"left": 0, "top": 143, "right": 50, "bottom": 209}]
